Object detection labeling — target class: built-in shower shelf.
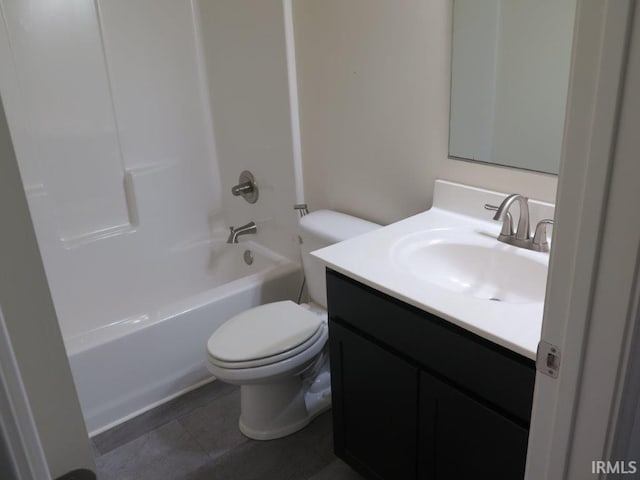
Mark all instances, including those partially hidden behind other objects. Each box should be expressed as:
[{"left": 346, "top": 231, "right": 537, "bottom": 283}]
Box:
[
  {"left": 60, "top": 223, "right": 138, "bottom": 249},
  {"left": 23, "top": 162, "right": 212, "bottom": 249}
]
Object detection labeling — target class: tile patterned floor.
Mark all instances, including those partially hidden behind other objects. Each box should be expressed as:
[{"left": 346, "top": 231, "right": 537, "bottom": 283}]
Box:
[{"left": 92, "top": 381, "right": 363, "bottom": 480}]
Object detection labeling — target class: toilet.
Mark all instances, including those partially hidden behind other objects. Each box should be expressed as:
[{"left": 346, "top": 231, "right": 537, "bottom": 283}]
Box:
[{"left": 206, "top": 210, "right": 380, "bottom": 440}]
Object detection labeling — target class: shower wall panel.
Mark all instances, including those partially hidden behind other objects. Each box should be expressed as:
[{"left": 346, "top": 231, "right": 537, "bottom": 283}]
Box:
[
  {"left": 198, "top": 0, "right": 301, "bottom": 261},
  {"left": 0, "top": 0, "right": 223, "bottom": 336},
  {"left": 0, "top": 0, "right": 131, "bottom": 241}
]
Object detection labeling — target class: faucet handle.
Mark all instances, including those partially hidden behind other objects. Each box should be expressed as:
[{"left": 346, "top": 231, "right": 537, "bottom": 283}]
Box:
[
  {"left": 484, "top": 204, "right": 514, "bottom": 237},
  {"left": 532, "top": 219, "right": 554, "bottom": 252}
]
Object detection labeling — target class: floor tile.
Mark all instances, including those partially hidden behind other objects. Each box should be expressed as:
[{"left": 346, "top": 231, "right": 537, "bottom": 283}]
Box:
[
  {"left": 190, "top": 412, "right": 335, "bottom": 480},
  {"left": 178, "top": 388, "right": 248, "bottom": 460},
  {"left": 307, "top": 459, "right": 365, "bottom": 480},
  {"left": 95, "top": 421, "right": 209, "bottom": 480},
  {"left": 93, "top": 380, "right": 236, "bottom": 455}
]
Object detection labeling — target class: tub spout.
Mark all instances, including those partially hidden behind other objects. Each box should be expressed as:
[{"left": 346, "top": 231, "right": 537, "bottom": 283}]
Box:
[{"left": 227, "top": 221, "right": 257, "bottom": 244}]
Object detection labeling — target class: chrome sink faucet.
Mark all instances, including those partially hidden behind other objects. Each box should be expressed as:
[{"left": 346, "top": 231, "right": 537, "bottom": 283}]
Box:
[
  {"left": 484, "top": 194, "right": 553, "bottom": 252},
  {"left": 227, "top": 221, "right": 257, "bottom": 244},
  {"left": 488, "top": 194, "right": 531, "bottom": 247}
]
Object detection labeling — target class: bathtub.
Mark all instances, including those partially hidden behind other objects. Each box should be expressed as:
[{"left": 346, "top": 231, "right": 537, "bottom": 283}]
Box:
[{"left": 65, "top": 241, "right": 301, "bottom": 435}]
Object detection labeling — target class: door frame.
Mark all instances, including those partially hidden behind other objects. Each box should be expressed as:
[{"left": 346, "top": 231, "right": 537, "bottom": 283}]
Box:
[
  {"left": 0, "top": 307, "right": 50, "bottom": 480},
  {"left": 0, "top": 93, "right": 95, "bottom": 478},
  {"left": 526, "top": 0, "right": 640, "bottom": 478}
]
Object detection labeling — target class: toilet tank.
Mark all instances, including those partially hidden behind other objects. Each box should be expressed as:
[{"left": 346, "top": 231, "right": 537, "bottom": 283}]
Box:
[{"left": 299, "top": 210, "right": 380, "bottom": 308}]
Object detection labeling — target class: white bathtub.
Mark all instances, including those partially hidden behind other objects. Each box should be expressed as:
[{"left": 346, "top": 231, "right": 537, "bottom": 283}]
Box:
[{"left": 65, "top": 241, "right": 301, "bottom": 435}]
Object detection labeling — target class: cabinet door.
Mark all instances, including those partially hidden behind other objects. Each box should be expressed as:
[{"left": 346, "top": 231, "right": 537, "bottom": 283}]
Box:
[
  {"left": 330, "top": 320, "right": 418, "bottom": 480},
  {"left": 419, "top": 371, "right": 529, "bottom": 479}
]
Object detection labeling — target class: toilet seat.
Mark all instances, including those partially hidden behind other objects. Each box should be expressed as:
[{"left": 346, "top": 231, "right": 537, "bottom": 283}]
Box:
[
  {"left": 208, "top": 326, "right": 325, "bottom": 369},
  {"left": 207, "top": 301, "right": 325, "bottom": 369}
]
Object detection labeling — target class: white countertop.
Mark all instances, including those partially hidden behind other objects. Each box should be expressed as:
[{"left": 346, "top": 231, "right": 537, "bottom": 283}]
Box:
[{"left": 311, "top": 180, "right": 555, "bottom": 360}]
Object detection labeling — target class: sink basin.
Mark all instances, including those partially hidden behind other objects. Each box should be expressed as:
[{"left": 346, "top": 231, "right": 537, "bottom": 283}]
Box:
[{"left": 391, "top": 229, "right": 549, "bottom": 304}]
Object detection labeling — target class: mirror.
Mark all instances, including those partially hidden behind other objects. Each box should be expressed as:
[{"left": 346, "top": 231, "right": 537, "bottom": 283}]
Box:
[{"left": 448, "top": 0, "right": 577, "bottom": 174}]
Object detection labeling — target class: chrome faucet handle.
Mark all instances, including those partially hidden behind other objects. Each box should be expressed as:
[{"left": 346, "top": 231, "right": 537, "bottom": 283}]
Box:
[
  {"left": 484, "top": 204, "right": 514, "bottom": 237},
  {"left": 532, "top": 219, "right": 554, "bottom": 252},
  {"left": 231, "top": 182, "right": 254, "bottom": 196},
  {"left": 231, "top": 171, "right": 258, "bottom": 204}
]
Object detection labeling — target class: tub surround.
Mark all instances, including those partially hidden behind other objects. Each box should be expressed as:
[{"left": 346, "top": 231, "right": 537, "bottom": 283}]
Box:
[
  {"left": 312, "top": 180, "right": 555, "bottom": 360},
  {"left": 0, "top": 0, "right": 304, "bottom": 343},
  {"left": 0, "top": 0, "right": 305, "bottom": 438},
  {"left": 0, "top": 1, "right": 224, "bottom": 342}
]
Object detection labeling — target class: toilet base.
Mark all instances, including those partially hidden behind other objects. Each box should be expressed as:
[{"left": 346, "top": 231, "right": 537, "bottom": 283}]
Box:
[{"left": 238, "top": 362, "right": 331, "bottom": 440}]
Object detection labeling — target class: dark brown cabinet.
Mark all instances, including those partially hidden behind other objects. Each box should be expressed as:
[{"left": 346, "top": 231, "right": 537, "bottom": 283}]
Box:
[{"left": 327, "top": 269, "right": 535, "bottom": 480}]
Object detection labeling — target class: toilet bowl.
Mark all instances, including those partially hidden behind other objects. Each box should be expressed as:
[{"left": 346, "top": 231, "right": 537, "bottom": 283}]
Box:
[
  {"left": 206, "top": 210, "right": 380, "bottom": 440},
  {"left": 207, "top": 301, "right": 331, "bottom": 440}
]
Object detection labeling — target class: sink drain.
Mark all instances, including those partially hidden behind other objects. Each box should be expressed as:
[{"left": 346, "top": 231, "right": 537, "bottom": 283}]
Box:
[{"left": 489, "top": 297, "right": 502, "bottom": 302}]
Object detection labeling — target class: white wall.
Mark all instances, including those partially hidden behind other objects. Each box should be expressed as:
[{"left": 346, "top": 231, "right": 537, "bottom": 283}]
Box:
[
  {"left": 198, "top": 0, "right": 301, "bottom": 260},
  {"left": 440, "top": 159, "right": 558, "bottom": 205},
  {"left": 293, "top": 0, "right": 558, "bottom": 226},
  {"left": 0, "top": 97, "right": 94, "bottom": 478}
]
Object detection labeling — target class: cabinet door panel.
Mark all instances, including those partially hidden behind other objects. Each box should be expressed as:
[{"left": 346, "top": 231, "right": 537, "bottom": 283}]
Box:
[
  {"left": 330, "top": 320, "right": 418, "bottom": 480},
  {"left": 419, "top": 371, "right": 529, "bottom": 479}
]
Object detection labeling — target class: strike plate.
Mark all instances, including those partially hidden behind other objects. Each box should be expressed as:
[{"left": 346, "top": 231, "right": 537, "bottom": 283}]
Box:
[{"left": 536, "top": 341, "right": 561, "bottom": 378}]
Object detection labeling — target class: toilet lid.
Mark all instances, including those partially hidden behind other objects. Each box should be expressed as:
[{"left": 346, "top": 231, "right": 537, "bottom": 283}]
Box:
[{"left": 207, "top": 301, "right": 323, "bottom": 363}]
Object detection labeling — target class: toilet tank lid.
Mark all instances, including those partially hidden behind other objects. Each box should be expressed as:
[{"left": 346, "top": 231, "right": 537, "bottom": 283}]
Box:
[{"left": 299, "top": 210, "right": 380, "bottom": 243}]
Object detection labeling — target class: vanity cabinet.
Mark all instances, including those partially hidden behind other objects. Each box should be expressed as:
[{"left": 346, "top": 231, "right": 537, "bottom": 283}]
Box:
[{"left": 327, "top": 269, "right": 536, "bottom": 480}]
